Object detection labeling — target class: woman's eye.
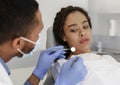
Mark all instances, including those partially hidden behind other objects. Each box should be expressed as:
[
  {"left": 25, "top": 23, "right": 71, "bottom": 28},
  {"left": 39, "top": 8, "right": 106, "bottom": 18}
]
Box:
[
  {"left": 70, "top": 29, "right": 77, "bottom": 32},
  {"left": 83, "top": 25, "right": 90, "bottom": 29}
]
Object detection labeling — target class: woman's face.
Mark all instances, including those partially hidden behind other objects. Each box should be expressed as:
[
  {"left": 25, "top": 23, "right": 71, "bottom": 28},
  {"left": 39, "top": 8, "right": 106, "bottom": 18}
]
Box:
[{"left": 63, "top": 11, "right": 91, "bottom": 55}]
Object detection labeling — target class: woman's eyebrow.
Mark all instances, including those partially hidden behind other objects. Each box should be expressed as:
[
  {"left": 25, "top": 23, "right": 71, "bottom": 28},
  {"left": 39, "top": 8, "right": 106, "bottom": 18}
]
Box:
[
  {"left": 68, "top": 24, "right": 77, "bottom": 28},
  {"left": 67, "top": 20, "right": 88, "bottom": 28},
  {"left": 82, "top": 20, "right": 88, "bottom": 24}
]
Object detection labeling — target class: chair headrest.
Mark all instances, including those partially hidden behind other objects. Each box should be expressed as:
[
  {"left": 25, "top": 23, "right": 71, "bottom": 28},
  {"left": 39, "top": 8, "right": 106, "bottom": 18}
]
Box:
[{"left": 46, "top": 26, "right": 60, "bottom": 48}]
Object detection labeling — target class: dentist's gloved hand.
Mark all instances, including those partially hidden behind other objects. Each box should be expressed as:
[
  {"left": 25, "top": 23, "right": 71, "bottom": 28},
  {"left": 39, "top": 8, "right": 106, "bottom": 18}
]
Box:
[
  {"left": 55, "top": 57, "right": 87, "bottom": 85},
  {"left": 33, "top": 46, "right": 65, "bottom": 79}
]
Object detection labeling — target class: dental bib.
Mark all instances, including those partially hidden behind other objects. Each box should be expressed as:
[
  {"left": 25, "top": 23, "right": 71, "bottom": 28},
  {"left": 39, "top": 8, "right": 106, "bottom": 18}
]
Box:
[{"left": 51, "top": 53, "right": 120, "bottom": 85}]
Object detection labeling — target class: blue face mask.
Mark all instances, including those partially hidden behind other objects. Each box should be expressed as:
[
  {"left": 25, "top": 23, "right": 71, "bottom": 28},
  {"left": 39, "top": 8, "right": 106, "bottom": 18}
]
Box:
[{"left": 17, "top": 37, "right": 37, "bottom": 58}]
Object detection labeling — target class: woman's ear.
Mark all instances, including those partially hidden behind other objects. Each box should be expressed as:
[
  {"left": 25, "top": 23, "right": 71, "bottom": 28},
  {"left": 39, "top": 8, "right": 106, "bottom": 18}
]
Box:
[
  {"left": 12, "top": 37, "right": 25, "bottom": 49},
  {"left": 62, "top": 35, "right": 67, "bottom": 42}
]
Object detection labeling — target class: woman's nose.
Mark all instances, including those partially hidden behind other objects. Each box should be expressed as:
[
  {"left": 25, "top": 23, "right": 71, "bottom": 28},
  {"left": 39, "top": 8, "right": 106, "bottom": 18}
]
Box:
[{"left": 80, "top": 32, "right": 86, "bottom": 37}]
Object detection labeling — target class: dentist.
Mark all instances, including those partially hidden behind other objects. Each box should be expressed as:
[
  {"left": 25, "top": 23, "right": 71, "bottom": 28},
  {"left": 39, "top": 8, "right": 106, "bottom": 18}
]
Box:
[{"left": 0, "top": 0, "right": 87, "bottom": 85}]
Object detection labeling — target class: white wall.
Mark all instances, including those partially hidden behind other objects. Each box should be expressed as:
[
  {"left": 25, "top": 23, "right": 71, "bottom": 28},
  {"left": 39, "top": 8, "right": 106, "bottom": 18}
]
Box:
[
  {"left": 89, "top": 0, "right": 120, "bottom": 13},
  {"left": 10, "top": 66, "right": 47, "bottom": 85},
  {"left": 88, "top": 0, "right": 120, "bottom": 35}
]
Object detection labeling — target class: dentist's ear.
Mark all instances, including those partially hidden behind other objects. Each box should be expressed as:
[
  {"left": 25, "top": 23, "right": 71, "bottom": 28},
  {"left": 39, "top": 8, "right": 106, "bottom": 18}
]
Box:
[{"left": 12, "top": 37, "right": 25, "bottom": 49}]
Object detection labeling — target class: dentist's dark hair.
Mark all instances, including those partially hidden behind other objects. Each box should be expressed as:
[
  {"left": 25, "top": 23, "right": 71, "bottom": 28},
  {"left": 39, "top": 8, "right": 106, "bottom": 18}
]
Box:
[{"left": 0, "top": 0, "right": 39, "bottom": 44}]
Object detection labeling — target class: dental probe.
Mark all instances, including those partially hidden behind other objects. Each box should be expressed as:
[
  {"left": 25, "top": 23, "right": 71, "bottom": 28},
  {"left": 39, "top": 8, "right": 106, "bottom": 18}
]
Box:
[
  {"left": 42, "top": 47, "right": 76, "bottom": 53},
  {"left": 49, "top": 47, "right": 76, "bottom": 52},
  {"left": 61, "top": 47, "right": 76, "bottom": 52}
]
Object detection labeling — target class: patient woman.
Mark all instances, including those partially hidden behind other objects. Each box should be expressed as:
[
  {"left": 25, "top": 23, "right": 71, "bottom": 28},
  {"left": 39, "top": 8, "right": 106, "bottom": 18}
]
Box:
[{"left": 48, "top": 6, "right": 120, "bottom": 85}]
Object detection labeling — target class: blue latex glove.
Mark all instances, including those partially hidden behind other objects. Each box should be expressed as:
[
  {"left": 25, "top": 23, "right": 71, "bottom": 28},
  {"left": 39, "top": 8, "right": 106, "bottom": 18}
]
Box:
[
  {"left": 54, "top": 56, "right": 87, "bottom": 85},
  {"left": 33, "top": 46, "right": 65, "bottom": 79}
]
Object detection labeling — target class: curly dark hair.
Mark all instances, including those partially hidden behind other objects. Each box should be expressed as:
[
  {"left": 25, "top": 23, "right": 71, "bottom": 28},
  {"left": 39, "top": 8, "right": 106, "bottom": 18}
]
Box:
[
  {"left": 0, "top": 0, "right": 39, "bottom": 44},
  {"left": 53, "top": 6, "right": 92, "bottom": 47}
]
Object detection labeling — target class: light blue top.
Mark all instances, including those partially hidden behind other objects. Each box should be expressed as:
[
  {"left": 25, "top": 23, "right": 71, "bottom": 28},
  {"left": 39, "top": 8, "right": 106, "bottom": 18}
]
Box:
[{"left": 0, "top": 58, "right": 10, "bottom": 75}]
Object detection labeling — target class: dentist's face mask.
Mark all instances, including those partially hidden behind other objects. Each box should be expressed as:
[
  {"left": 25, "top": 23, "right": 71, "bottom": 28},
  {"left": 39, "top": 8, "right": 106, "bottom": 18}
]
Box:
[{"left": 17, "top": 37, "right": 37, "bottom": 58}]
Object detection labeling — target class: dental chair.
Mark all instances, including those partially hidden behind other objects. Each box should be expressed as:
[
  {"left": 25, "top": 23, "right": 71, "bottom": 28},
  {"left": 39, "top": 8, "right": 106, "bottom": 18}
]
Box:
[
  {"left": 43, "top": 26, "right": 58, "bottom": 85},
  {"left": 46, "top": 26, "right": 60, "bottom": 48}
]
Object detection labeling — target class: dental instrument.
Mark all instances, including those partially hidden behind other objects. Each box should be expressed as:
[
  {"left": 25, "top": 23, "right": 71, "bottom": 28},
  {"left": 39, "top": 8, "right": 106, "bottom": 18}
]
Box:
[
  {"left": 71, "top": 47, "right": 76, "bottom": 52},
  {"left": 42, "top": 47, "right": 76, "bottom": 54},
  {"left": 61, "top": 47, "right": 76, "bottom": 52},
  {"left": 50, "top": 47, "right": 76, "bottom": 52}
]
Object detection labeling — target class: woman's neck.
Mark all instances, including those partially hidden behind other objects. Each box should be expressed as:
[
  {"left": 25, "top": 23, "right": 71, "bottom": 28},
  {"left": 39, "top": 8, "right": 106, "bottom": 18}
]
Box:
[{"left": 67, "top": 49, "right": 91, "bottom": 59}]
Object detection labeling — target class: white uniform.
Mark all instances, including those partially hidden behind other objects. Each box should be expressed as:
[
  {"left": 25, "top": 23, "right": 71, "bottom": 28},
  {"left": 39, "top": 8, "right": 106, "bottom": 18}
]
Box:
[
  {"left": 51, "top": 53, "right": 120, "bottom": 85},
  {"left": 0, "top": 59, "right": 13, "bottom": 85}
]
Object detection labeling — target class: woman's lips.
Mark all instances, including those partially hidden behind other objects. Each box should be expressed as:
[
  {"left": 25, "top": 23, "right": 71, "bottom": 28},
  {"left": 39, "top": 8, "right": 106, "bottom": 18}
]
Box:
[{"left": 80, "top": 38, "right": 89, "bottom": 44}]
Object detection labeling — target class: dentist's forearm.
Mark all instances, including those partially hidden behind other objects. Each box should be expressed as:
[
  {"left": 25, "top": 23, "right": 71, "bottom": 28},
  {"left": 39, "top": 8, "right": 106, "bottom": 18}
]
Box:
[{"left": 24, "top": 74, "right": 40, "bottom": 85}]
